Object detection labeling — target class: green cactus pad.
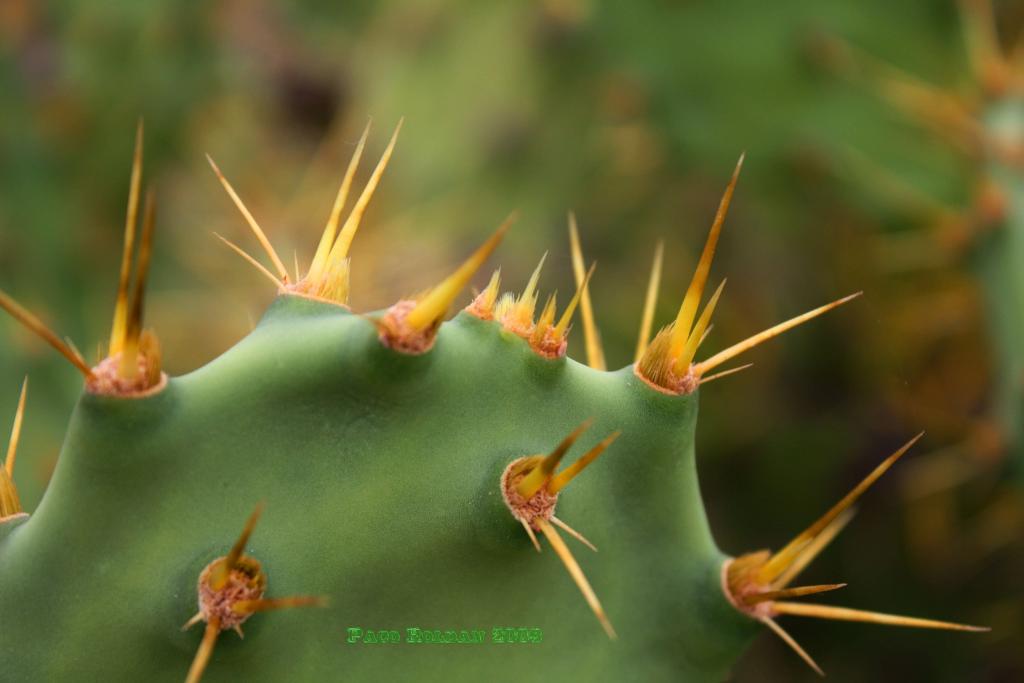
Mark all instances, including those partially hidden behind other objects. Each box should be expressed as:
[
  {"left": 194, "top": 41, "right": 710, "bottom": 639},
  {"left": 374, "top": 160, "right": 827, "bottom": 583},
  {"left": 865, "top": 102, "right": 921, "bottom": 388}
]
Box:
[{"left": 0, "top": 294, "right": 756, "bottom": 682}]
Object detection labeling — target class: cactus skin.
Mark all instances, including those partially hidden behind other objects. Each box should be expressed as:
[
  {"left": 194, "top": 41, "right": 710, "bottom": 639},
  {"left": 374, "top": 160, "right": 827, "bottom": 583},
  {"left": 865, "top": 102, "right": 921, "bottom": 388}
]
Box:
[{"left": 0, "top": 294, "right": 757, "bottom": 682}]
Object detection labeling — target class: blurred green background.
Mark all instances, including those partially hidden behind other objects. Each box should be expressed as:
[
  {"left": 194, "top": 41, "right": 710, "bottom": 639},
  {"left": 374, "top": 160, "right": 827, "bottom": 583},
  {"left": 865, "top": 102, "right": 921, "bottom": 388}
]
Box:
[{"left": 0, "top": 1, "right": 1021, "bottom": 680}]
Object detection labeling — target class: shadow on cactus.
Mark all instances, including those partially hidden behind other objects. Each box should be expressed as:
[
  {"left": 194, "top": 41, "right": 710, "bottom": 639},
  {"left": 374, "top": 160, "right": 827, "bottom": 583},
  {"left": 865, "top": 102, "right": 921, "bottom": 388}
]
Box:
[{"left": 0, "top": 123, "right": 988, "bottom": 681}]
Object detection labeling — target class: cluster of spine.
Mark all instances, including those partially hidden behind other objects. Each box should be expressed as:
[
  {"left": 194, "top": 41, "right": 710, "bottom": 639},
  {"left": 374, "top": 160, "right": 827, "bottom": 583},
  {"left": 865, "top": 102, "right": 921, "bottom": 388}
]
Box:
[
  {"left": 499, "top": 420, "right": 620, "bottom": 638},
  {"left": 633, "top": 155, "right": 861, "bottom": 397},
  {"left": 181, "top": 504, "right": 324, "bottom": 683},
  {"left": 207, "top": 120, "right": 402, "bottom": 306},
  {"left": 721, "top": 434, "right": 987, "bottom": 674},
  {"left": 468, "top": 245, "right": 595, "bottom": 359},
  {"left": 0, "top": 118, "right": 992, "bottom": 681},
  {"left": 0, "top": 122, "right": 164, "bottom": 399}
]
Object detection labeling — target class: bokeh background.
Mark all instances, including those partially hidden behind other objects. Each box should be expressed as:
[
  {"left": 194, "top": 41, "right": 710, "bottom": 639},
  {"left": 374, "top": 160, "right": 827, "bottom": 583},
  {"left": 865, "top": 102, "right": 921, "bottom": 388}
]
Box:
[{"left": 1, "top": 1, "right": 1021, "bottom": 680}]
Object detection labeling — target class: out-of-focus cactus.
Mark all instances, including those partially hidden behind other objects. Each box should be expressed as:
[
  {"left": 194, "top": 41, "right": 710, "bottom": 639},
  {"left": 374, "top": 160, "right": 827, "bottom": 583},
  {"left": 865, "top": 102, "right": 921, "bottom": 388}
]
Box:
[
  {"left": 832, "top": 0, "right": 1024, "bottom": 474},
  {"left": 0, "top": 126, "right": 988, "bottom": 682}
]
